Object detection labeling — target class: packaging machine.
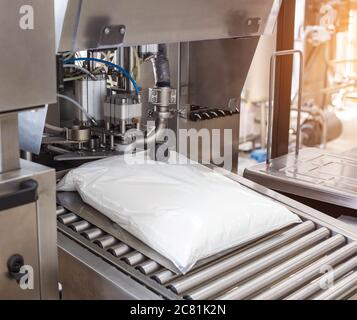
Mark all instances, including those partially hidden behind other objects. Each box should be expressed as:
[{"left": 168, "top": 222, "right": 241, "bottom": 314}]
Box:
[
  {"left": 1, "top": 0, "right": 357, "bottom": 301},
  {"left": 50, "top": 0, "right": 357, "bottom": 300}
]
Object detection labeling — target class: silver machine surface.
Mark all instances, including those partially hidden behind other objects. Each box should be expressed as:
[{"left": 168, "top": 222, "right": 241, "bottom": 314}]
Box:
[
  {"left": 0, "top": 0, "right": 58, "bottom": 299},
  {"left": 25, "top": 0, "right": 354, "bottom": 300},
  {"left": 244, "top": 148, "right": 357, "bottom": 217},
  {"left": 55, "top": 0, "right": 280, "bottom": 51},
  {"left": 0, "top": 162, "right": 58, "bottom": 299}
]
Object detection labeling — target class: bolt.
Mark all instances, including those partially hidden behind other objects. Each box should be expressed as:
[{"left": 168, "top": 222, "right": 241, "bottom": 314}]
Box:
[{"left": 104, "top": 27, "right": 111, "bottom": 35}]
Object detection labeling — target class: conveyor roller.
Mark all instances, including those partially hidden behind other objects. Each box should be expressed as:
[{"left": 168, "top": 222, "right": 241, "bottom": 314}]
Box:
[
  {"left": 56, "top": 196, "right": 357, "bottom": 301},
  {"left": 287, "top": 256, "right": 357, "bottom": 300},
  {"left": 169, "top": 221, "right": 315, "bottom": 296}
]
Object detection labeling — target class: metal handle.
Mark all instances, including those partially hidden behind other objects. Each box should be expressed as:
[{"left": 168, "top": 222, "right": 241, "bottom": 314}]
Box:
[
  {"left": 266, "top": 49, "right": 304, "bottom": 165},
  {"left": 0, "top": 179, "right": 38, "bottom": 211}
]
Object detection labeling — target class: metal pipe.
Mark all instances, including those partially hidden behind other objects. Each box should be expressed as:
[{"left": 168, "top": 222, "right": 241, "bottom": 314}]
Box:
[
  {"left": 45, "top": 123, "right": 65, "bottom": 133},
  {"left": 47, "top": 145, "right": 71, "bottom": 154},
  {"left": 267, "top": 50, "right": 304, "bottom": 165},
  {"left": 110, "top": 134, "right": 115, "bottom": 150},
  {"left": 144, "top": 117, "right": 167, "bottom": 146},
  {"left": 124, "top": 117, "right": 168, "bottom": 152},
  {"left": 183, "top": 227, "right": 330, "bottom": 300},
  {"left": 122, "top": 47, "right": 133, "bottom": 91},
  {"left": 120, "top": 120, "right": 126, "bottom": 135},
  {"left": 313, "top": 271, "right": 357, "bottom": 300},
  {"left": 287, "top": 256, "right": 357, "bottom": 300},
  {"left": 216, "top": 235, "right": 345, "bottom": 300},
  {"left": 254, "top": 242, "right": 357, "bottom": 300},
  {"left": 169, "top": 222, "right": 315, "bottom": 295},
  {"left": 176, "top": 43, "right": 181, "bottom": 113}
]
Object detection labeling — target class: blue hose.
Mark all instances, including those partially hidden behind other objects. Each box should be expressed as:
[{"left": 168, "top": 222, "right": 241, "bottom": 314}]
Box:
[{"left": 63, "top": 57, "right": 140, "bottom": 95}]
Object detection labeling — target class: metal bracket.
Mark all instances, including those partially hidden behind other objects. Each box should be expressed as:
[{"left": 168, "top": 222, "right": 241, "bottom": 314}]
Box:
[
  {"left": 266, "top": 50, "right": 304, "bottom": 166},
  {"left": 98, "top": 25, "right": 126, "bottom": 48}
]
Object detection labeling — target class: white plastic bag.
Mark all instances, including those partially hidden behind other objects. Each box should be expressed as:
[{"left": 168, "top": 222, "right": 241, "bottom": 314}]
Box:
[{"left": 58, "top": 151, "right": 301, "bottom": 274}]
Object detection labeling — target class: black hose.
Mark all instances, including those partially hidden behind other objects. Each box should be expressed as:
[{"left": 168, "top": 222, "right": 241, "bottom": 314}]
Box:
[{"left": 151, "top": 44, "right": 171, "bottom": 87}]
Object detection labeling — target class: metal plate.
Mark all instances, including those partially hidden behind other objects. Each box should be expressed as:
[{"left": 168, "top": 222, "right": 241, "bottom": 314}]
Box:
[
  {"left": 0, "top": 203, "right": 41, "bottom": 299},
  {"left": 0, "top": 161, "right": 59, "bottom": 299},
  {"left": 244, "top": 148, "right": 357, "bottom": 211},
  {"left": 56, "top": 0, "right": 281, "bottom": 51},
  {"left": 19, "top": 106, "right": 48, "bottom": 155},
  {"left": 0, "top": 0, "right": 56, "bottom": 113},
  {"left": 187, "top": 38, "right": 260, "bottom": 108}
]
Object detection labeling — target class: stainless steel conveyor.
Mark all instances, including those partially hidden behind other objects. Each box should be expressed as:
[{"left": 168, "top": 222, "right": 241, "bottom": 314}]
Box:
[{"left": 56, "top": 173, "right": 357, "bottom": 300}]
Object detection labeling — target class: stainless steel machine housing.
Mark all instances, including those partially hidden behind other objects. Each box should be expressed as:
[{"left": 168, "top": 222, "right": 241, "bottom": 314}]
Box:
[
  {"left": 0, "top": 0, "right": 58, "bottom": 299},
  {"left": 0, "top": 162, "right": 58, "bottom": 299}
]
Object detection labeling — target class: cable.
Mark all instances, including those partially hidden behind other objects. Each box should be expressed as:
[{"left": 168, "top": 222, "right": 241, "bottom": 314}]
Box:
[
  {"left": 64, "top": 57, "right": 140, "bottom": 95},
  {"left": 63, "top": 64, "right": 97, "bottom": 80},
  {"left": 57, "top": 94, "right": 98, "bottom": 126}
]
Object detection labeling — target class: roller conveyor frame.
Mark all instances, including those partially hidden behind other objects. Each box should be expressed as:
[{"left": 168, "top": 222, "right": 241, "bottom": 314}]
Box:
[{"left": 56, "top": 173, "right": 357, "bottom": 300}]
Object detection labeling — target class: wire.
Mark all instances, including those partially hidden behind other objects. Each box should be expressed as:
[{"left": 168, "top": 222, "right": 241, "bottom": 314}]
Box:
[
  {"left": 63, "top": 64, "right": 97, "bottom": 80},
  {"left": 57, "top": 94, "right": 98, "bottom": 126},
  {"left": 64, "top": 57, "right": 140, "bottom": 95}
]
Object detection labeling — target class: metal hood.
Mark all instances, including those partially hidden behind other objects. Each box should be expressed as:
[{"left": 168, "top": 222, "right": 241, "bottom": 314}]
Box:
[{"left": 55, "top": 0, "right": 281, "bottom": 52}]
